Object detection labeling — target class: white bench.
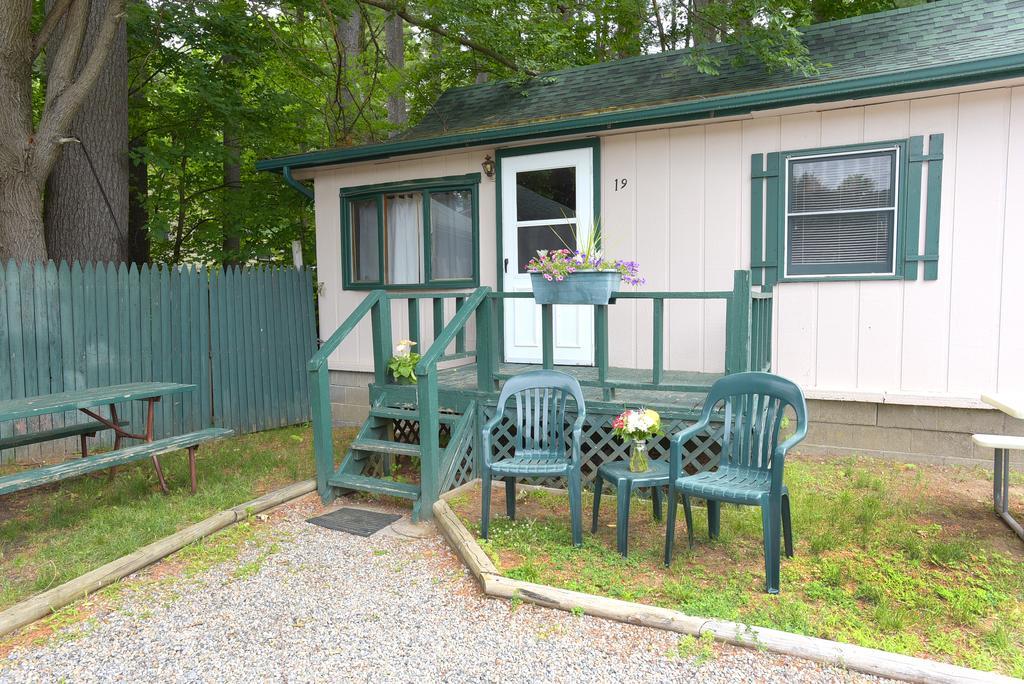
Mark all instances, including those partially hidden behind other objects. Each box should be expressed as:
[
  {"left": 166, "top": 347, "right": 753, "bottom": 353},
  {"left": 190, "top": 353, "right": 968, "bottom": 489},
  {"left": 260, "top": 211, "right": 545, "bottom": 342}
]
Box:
[{"left": 975, "top": 393, "right": 1024, "bottom": 542}]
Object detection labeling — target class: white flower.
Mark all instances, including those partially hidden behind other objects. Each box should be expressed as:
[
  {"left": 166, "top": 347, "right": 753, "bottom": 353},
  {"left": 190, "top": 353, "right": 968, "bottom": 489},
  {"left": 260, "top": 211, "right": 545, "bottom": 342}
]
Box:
[{"left": 394, "top": 339, "right": 416, "bottom": 356}]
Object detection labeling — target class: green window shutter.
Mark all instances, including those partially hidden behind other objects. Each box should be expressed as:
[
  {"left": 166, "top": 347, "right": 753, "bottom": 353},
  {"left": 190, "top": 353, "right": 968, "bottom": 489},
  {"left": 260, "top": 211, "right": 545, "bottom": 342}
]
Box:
[
  {"left": 750, "top": 152, "right": 781, "bottom": 288},
  {"left": 903, "top": 134, "right": 944, "bottom": 281}
]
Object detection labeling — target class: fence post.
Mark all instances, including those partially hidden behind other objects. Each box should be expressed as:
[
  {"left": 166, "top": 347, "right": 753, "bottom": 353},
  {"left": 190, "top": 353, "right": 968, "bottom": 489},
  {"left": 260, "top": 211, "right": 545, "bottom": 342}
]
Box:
[
  {"left": 370, "top": 292, "right": 391, "bottom": 386},
  {"left": 595, "top": 305, "right": 611, "bottom": 400},
  {"left": 725, "top": 270, "right": 752, "bottom": 374},
  {"left": 541, "top": 304, "right": 554, "bottom": 370},
  {"left": 475, "top": 294, "right": 493, "bottom": 392},
  {"left": 652, "top": 298, "right": 664, "bottom": 385},
  {"left": 417, "top": 370, "right": 440, "bottom": 521},
  {"left": 310, "top": 364, "right": 335, "bottom": 503}
]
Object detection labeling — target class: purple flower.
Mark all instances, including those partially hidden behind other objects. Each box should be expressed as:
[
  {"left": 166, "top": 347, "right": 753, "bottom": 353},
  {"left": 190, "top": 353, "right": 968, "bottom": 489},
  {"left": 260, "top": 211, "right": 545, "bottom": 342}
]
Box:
[{"left": 544, "top": 274, "right": 553, "bottom": 281}]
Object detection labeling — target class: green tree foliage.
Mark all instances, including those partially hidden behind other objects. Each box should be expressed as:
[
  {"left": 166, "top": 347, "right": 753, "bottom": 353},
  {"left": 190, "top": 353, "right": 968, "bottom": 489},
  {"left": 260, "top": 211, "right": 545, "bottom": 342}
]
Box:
[{"left": 120, "top": 0, "right": 923, "bottom": 265}]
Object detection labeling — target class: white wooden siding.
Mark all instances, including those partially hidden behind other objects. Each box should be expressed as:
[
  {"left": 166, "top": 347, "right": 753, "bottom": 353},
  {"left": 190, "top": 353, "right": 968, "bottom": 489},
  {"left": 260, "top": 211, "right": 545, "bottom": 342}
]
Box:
[
  {"left": 595, "top": 86, "right": 1022, "bottom": 404},
  {"left": 307, "top": 83, "right": 1022, "bottom": 407}
]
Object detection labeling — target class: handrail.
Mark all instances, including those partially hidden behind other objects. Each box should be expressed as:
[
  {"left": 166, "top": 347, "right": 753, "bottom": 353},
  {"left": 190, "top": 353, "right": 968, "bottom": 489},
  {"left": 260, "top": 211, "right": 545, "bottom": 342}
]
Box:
[
  {"left": 308, "top": 289, "right": 393, "bottom": 502},
  {"left": 416, "top": 286, "right": 491, "bottom": 372},
  {"left": 488, "top": 290, "right": 734, "bottom": 300},
  {"left": 387, "top": 291, "right": 475, "bottom": 300},
  {"left": 308, "top": 290, "right": 385, "bottom": 371},
  {"left": 412, "top": 285, "right": 494, "bottom": 521}
]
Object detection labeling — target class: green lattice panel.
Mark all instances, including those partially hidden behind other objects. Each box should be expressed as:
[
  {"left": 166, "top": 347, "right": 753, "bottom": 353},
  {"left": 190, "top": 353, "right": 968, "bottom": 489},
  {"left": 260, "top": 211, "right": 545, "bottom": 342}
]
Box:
[{"left": 480, "top": 406, "right": 723, "bottom": 488}]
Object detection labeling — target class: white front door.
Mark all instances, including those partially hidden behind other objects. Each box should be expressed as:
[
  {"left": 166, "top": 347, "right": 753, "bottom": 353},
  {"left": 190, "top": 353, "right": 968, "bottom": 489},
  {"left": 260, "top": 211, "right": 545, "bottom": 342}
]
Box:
[{"left": 501, "top": 147, "right": 595, "bottom": 365}]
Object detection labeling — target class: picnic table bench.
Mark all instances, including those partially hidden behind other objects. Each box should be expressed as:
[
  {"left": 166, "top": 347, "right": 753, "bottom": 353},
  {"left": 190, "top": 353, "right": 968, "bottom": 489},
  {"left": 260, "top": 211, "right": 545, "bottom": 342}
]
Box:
[
  {"left": 0, "top": 383, "right": 232, "bottom": 497},
  {"left": 973, "top": 393, "right": 1024, "bottom": 543}
]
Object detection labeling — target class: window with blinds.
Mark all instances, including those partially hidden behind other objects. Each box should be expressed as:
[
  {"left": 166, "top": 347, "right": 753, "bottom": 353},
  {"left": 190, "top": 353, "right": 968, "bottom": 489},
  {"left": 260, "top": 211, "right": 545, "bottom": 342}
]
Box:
[{"left": 785, "top": 148, "right": 898, "bottom": 277}]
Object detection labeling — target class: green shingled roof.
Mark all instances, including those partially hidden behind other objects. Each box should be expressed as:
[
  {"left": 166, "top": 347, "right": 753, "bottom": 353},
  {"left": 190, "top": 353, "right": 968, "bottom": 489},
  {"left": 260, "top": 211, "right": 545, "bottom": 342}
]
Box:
[{"left": 259, "top": 0, "right": 1024, "bottom": 172}]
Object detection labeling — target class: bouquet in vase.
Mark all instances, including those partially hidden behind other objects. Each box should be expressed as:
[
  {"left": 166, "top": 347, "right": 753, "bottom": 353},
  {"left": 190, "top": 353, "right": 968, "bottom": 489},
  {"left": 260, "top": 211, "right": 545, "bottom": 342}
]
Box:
[{"left": 611, "top": 408, "right": 663, "bottom": 472}]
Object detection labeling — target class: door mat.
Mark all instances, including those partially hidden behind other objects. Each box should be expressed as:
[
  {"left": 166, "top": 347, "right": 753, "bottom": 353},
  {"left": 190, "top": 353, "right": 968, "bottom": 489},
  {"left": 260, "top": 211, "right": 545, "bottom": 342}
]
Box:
[{"left": 307, "top": 507, "right": 402, "bottom": 537}]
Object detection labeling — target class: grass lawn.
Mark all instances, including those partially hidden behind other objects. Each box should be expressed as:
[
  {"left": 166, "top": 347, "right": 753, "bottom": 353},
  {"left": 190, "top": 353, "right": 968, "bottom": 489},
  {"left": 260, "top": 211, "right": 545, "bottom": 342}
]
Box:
[
  {"left": 448, "top": 455, "right": 1024, "bottom": 677},
  {"left": 0, "top": 425, "right": 355, "bottom": 612}
]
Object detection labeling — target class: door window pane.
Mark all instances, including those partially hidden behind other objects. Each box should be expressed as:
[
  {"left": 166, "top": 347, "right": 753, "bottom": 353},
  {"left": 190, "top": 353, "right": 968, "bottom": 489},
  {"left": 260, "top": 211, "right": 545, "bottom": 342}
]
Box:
[
  {"left": 351, "top": 198, "right": 379, "bottom": 283},
  {"left": 430, "top": 190, "right": 473, "bottom": 280},
  {"left": 384, "top": 192, "right": 423, "bottom": 284},
  {"left": 516, "top": 167, "right": 576, "bottom": 220},
  {"left": 517, "top": 223, "right": 576, "bottom": 273}
]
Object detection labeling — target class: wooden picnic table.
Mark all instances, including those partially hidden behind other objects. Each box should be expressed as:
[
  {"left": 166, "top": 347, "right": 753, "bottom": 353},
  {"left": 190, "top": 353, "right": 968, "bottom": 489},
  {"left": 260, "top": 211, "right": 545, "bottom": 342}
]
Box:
[
  {"left": 977, "top": 393, "right": 1024, "bottom": 542},
  {"left": 0, "top": 382, "right": 196, "bottom": 493}
]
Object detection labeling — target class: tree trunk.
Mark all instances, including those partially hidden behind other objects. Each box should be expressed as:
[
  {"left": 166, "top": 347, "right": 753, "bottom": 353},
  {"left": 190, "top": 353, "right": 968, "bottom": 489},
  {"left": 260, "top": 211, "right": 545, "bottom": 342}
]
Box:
[
  {"left": 221, "top": 119, "right": 242, "bottom": 265},
  {"left": 330, "top": 8, "right": 362, "bottom": 144},
  {"left": 0, "top": 0, "right": 44, "bottom": 260},
  {"left": 385, "top": 13, "right": 406, "bottom": 135},
  {"left": 0, "top": 175, "right": 47, "bottom": 261},
  {"left": 44, "top": 0, "right": 129, "bottom": 264},
  {"left": 220, "top": 50, "right": 242, "bottom": 266},
  {"left": 127, "top": 133, "right": 149, "bottom": 264},
  {"left": 689, "top": 0, "right": 715, "bottom": 46}
]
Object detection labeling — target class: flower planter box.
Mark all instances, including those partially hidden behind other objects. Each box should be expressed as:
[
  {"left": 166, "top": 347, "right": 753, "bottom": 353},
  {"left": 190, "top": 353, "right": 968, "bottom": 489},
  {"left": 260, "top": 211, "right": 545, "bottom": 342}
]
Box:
[{"left": 530, "top": 271, "right": 621, "bottom": 305}]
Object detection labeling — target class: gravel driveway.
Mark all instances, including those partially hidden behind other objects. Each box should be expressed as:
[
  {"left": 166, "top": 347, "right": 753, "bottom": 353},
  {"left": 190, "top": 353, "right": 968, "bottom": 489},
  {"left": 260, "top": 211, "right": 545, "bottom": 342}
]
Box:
[{"left": 0, "top": 494, "right": 884, "bottom": 683}]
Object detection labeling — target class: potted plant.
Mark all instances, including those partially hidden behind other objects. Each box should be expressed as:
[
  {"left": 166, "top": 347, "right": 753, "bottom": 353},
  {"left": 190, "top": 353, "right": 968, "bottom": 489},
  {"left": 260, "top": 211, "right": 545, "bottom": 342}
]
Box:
[
  {"left": 525, "top": 224, "right": 644, "bottom": 305},
  {"left": 387, "top": 339, "right": 420, "bottom": 384},
  {"left": 611, "top": 408, "right": 663, "bottom": 472}
]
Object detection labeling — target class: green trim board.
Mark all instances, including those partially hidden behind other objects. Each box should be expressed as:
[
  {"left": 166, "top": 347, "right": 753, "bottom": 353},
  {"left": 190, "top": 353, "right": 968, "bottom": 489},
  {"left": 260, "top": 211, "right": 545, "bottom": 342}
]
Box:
[
  {"left": 493, "top": 138, "right": 601, "bottom": 360},
  {"left": 750, "top": 135, "right": 944, "bottom": 286},
  {"left": 340, "top": 173, "right": 481, "bottom": 291}
]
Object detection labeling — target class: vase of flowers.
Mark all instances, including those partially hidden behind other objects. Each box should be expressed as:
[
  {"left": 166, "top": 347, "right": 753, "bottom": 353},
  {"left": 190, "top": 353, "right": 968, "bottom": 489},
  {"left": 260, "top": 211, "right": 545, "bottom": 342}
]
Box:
[
  {"left": 525, "top": 224, "right": 644, "bottom": 305},
  {"left": 611, "top": 408, "right": 663, "bottom": 473},
  {"left": 387, "top": 339, "right": 420, "bottom": 384}
]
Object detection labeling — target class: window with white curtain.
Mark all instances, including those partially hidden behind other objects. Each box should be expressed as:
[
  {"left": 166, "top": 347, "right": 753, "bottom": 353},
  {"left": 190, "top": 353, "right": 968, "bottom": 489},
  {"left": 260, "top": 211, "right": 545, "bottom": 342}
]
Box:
[
  {"left": 785, "top": 147, "right": 899, "bottom": 277},
  {"left": 342, "top": 175, "right": 478, "bottom": 289}
]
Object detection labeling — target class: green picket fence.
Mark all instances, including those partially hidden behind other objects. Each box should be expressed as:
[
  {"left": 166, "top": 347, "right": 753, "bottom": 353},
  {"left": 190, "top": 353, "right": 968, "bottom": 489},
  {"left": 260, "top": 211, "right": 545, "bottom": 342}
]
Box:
[{"left": 0, "top": 260, "right": 317, "bottom": 465}]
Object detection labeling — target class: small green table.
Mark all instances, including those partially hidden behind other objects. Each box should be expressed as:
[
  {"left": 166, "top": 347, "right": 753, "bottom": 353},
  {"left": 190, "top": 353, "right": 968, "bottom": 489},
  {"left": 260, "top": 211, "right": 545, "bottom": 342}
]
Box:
[{"left": 590, "top": 459, "right": 670, "bottom": 557}]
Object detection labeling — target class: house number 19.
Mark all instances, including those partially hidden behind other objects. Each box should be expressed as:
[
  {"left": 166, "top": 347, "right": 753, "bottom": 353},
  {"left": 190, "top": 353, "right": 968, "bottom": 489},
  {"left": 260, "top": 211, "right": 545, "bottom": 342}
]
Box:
[{"left": 614, "top": 178, "right": 628, "bottom": 191}]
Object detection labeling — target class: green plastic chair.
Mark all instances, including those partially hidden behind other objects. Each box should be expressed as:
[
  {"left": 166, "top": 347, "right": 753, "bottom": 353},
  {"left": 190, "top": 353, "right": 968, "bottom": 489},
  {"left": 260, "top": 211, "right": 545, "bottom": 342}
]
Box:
[
  {"left": 664, "top": 372, "right": 807, "bottom": 593},
  {"left": 480, "top": 370, "right": 586, "bottom": 547}
]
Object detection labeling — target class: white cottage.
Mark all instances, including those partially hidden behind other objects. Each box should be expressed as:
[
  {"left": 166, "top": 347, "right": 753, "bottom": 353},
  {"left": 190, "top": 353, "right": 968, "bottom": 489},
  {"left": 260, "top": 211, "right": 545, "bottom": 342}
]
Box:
[{"left": 260, "top": 0, "right": 1024, "bottom": 495}]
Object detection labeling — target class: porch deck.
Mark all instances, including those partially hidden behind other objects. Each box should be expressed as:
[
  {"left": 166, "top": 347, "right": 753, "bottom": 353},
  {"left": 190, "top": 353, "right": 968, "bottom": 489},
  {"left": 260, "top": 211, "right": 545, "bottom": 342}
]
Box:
[
  {"left": 436, "top": 363, "right": 719, "bottom": 416},
  {"left": 308, "top": 270, "right": 773, "bottom": 520}
]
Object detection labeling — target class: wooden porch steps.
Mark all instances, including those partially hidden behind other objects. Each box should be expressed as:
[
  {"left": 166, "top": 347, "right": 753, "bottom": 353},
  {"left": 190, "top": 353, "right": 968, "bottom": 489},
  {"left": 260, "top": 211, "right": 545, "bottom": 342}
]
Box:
[
  {"left": 330, "top": 395, "right": 478, "bottom": 522},
  {"left": 368, "top": 406, "right": 460, "bottom": 424},
  {"left": 350, "top": 437, "right": 421, "bottom": 458},
  {"left": 327, "top": 473, "right": 420, "bottom": 500}
]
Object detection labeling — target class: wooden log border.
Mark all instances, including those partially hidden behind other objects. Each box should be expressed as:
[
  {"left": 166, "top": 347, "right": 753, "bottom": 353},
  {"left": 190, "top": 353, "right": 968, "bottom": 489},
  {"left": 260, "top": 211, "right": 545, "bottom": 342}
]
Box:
[
  {"left": 436, "top": 480, "right": 1018, "bottom": 684},
  {"left": 0, "top": 479, "right": 316, "bottom": 639}
]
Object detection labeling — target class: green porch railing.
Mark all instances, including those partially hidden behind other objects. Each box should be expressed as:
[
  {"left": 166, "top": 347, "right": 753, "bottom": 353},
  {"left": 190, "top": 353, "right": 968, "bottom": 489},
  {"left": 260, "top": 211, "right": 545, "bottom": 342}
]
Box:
[
  {"left": 307, "top": 288, "right": 488, "bottom": 505},
  {"left": 308, "top": 270, "right": 770, "bottom": 511},
  {"left": 487, "top": 270, "right": 771, "bottom": 399},
  {"left": 751, "top": 289, "right": 774, "bottom": 373}
]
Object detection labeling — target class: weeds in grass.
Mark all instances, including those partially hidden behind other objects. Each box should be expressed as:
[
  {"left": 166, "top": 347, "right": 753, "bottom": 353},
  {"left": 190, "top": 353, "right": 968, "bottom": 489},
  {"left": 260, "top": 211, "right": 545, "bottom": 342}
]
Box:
[
  {"left": 452, "top": 456, "right": 1024, "bottom": 677},
  {"left": 674, "top": 631, "right": 717, "bottom": 665},
  {"left": 927, "top": 536, "right": 975, "bottom": 567}
]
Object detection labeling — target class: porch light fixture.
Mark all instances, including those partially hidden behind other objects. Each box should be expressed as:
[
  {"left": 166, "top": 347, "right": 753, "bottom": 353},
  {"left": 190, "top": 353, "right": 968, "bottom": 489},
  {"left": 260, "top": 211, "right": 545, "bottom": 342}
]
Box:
[{"left": 481, "top": 155, "right": 495, "bottom": 179}]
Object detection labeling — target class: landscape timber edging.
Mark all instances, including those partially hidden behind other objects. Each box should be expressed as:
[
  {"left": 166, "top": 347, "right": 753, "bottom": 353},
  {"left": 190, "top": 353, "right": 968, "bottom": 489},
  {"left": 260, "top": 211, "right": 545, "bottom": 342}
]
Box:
[
  {"left": 435, "top": 480, "right": 1020, "bottom": 684},
  {"left": 0, "top": 479, "right": 317, "bottom": 639}
]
